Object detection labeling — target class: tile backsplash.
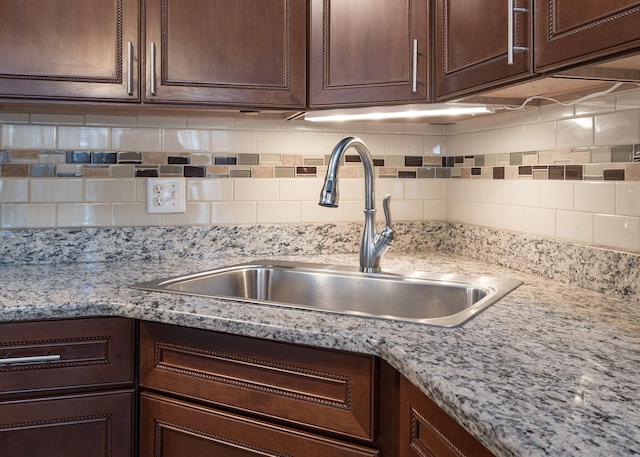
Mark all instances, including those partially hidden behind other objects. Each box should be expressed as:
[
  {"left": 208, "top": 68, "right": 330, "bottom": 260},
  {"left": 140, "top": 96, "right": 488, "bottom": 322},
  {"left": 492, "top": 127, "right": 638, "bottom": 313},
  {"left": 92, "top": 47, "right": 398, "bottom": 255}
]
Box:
[{"left": 1, "top": 86, "right": 640, "bottom": 253}]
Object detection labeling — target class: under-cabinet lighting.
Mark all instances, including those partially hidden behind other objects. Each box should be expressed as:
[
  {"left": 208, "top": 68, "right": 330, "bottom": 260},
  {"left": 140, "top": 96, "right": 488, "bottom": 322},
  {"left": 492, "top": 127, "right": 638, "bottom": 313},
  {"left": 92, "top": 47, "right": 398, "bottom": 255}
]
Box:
[{"left": 304, "top": 103, "right": 493, "bottom": 122}]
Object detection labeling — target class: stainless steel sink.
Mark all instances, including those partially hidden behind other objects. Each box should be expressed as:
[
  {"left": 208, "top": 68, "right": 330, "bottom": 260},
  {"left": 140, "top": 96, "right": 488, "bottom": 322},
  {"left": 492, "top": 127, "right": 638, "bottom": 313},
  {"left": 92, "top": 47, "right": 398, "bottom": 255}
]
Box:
[{"left": 131, "top": 260, "right": 522, "bottom": 327}]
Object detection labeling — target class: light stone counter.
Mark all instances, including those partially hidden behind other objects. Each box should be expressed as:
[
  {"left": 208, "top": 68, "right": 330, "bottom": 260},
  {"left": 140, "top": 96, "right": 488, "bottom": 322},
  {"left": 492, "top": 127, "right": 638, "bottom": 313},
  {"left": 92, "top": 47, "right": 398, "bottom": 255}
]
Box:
[{"left": 1, "top": 251, "right": 638, "bottom": 457}]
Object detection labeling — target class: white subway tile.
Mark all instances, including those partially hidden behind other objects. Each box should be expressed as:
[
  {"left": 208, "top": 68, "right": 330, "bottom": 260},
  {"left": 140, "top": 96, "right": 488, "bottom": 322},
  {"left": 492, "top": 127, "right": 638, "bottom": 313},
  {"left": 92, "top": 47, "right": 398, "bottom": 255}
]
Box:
[
  {"left": 211, "top": 130, "right": 256, "bottom": 154},
  {"left": 444, "top": 180, "right": 465, "bottom": 201},
  {"left": 111, "top": 203, "right": 161, "bottom": 227},
  {"left": 539, "top": 103, "right": 573, "bottom": 122},
  {"left": 139, "top": 116, "right": 186, "bottom": 128},
  {"left": 616, "top": 89, "right": 640, "bottom": 110},
  {"left": 377, "top": 179, "right": 404, "bottom": 200},
  {"left": 556, "top": 117, "right": 593, "bottom": 148},
  {"left": 556, "top": 211, "right": 593, "bottom": 244},
  {"left": 256, "top": 201, "right": 300, "bottom": 223},
  {"left": 524, "top": 121, "right": 556, "bottom": 150},
  {"left": 31, "top": 114, "right": 84, "bottom": 125},
  {"left": 423, "top": 200, "right": 447, "bottom": 221},
  {"left": 1, "top": 203, "right": 56, "bottom": 228},
  {"left": 574, "top": 182, "right": 616, "bottom": 213},
  {"left": 524, "top": 207, "right": 556, "bottom": 237},
  {"left": 595, "top": 109, "right": 640, "bottom": 145},
  {"left": 234, "top": 118, "right": 281, "bottom": 131},
  {"left": 163, "top": 129, "right": 209, "bottom": 151},
  {"left": 85, "top": 114, "right": 137, "bottom": 127},
  {"left": 160, "top": 203, "right": 210, "bottom": 225},
  {"left": 186, "top": 117, "right": 234, "bottom": 129},
  {"left": 300, "top": 132, "right": 344, "bottom": 155},
  {"left": 364, "top": 122, "right": 405, "bottom": 134},
  {"left": 404, "top": 179, "right": 443, "bottom": 200},
  {"left": 495, "top": 205, "right": 525, "bottom": 232},
  {"left": 233, "top": 179, "right": 279, "bottom": 201},
  {"left": 385, "top": 134, "right": 424, "bottom": 156},
  {"left": 279, "top": 178, "right": 325, "bottom": 201},
  {"left": 424, "top": 135, "right": 446, "bottom": 155},
  {"left": 85, "top": 179, "right": 137, "bottom": 202},
  {"left": 0, "top": 113, "right": 29, "bottom": 123},
  {"left": 301, "top": 201, "right": 344, "bottom": 223},
  {"left": 187, "top": 179, "right": 233, "bottom": 201},
  {"left": 0, "top": 178, "right": 29, "bottom": 202},
  {"left": 497, "top": 125, "right": 525, "bottom": 153},
  {"left": 58, "top": 126, "right": 109, "bottom": 149},
  {"left": 484, "top": 180, "right": 511, "bottom": 205},
  {"left": 451, "top": 201, "right": 474, "bottom": 224},
  {"left": 510, "top": 180, "right": 540, "bottom": 207},
  {"left": 1, "top": 125, "right": 56, "bottom": 149},
  {"left": 30, "top": 178, "right": 83, "bottom": 202},
  {"left": 463, "top": 180, "right": 485, "bottom": 203},
  {"left": 616, "top": 182, "right": 640, "bottom": 216},
  {"left": 341, "top": 200, "right": 366, "bottom": 222},
  {"left": 594, "top": 214, "right": 639, "bottom": 251},
  {"left": 57, "top": 203, "right": 110, "bottom": 227},
  {"left": 539, "top": 181, "right": 574, "bottom": 210},
  {"left": 389, "top": 200, "right": 423, "bottom": 221},
  {"left": 210, "top": 202, "right": 256, "bottom": 224},
  {"left": 257, "top": 131, "right": 301, "bottom": 154},
  {"left": 474, "top": 203, "right": 498, "bottom": 228},
  {"left": 469, "top": 129, "right": 498, "bottom": 155},
  {"left": 353, "top": 134, "right": 385, "bottom": 155},
  {"left": 112, "top": 128, "right": 161, "bottom": 151}
]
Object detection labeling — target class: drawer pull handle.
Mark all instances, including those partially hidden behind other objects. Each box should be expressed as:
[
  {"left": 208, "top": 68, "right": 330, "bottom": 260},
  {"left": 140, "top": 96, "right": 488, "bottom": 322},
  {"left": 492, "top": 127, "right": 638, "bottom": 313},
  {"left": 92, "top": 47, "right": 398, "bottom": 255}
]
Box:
[{"left": 0, "top": 354, "right": 61, "bottom": 366}]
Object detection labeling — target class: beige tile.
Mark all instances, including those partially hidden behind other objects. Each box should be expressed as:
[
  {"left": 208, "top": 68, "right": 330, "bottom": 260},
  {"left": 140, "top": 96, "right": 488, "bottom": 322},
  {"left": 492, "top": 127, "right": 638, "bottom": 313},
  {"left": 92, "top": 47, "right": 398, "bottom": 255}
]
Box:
[
  {"left": 256, "top": 201, "right": 300, "bottom": 223},
  {"left": 30, "top": 178, "right": 83, "bottom": 202},
  {"left": 112, "top": 128, "right": 161, "bottom": 151},
  {"left": 187, "top": 179, "right": 233, "bottom": 201},
  {"left": 211, "top": 130, "right": 256, "bottom": 154},
  {"left": 0, "top": 178, "right": 29, "bottom": 202},
  {"left": 57, "top": 203, "right": 110, "bottom": 227},
  {"left": 111, "top": 203, "right": 161, "bottom": 226},
  {"left": 594, "top": 214, "right": 639, "bottom": 251},
  {"left": 1, "top": 203, "right": 56, "bottom": 228},
  {"left": 595, "top": 109, "right": 640, "bottom": 145},
  {"left": 85, "top": 179, "right": 137, "bottom": 203},
  {"left": 210, "top": 202, "right": 256, "bottom": 224},
  {"left": 233, "top": 178, "right": 278, "bottom": 201},
  {"left": 1, "top": 125, "right": 56, "bottom": 149},
  {"left": 58, "top": 126, "right": 109, "bottom": 149},
  {"left": 163, "top": 129, "right": 209, "bottom": 151},
  {"left": 160, "top": 202, "right": 210, "bottom": 226}
]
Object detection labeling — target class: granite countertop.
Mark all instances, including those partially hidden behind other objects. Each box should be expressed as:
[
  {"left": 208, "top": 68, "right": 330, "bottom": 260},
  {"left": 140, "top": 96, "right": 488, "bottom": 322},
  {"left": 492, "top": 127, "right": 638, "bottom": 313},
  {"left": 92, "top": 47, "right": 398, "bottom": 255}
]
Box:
[{"left": 0, "top": 251, "right": 638, "bottom": 457}]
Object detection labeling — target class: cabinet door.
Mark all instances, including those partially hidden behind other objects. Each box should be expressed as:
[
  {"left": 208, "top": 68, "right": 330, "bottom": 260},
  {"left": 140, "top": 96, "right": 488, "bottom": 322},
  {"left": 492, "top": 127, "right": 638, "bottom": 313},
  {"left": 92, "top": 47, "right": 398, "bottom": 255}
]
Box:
[
  {"left": 535, "top": 1, "right": 640, "bottom": 72},
  {"left": 399, "top": 376, "right": 493, "bottom": 457},
  {"left": 434, "top": 0, "right": 532, "bottom": 100},
  {"left": 0, "top": 0, "right": 139, "bottom": 102},
  {"left": 309, "top": 0, "right": 429, "bottom": 107},
  {"left": 141, "top": 392, "right": 379, "bottom": 457},
  {"left": 0, "top": 390, "right": 134, "bottom": 457},
  {"left": 144, "top": 0, "right": 306, "bottom": 108}
]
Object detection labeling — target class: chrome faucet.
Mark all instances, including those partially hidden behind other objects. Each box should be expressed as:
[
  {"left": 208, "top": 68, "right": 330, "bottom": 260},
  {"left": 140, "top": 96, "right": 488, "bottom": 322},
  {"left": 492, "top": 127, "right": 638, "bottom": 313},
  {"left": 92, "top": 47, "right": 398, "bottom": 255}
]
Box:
[{"left": 319, "top": 137, "right": 395, "bottom": 273}]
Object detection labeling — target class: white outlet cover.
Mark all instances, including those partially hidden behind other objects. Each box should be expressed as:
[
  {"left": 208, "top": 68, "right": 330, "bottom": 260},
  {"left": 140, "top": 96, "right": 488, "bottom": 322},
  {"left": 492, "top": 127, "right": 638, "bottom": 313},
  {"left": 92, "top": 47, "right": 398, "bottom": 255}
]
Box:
[{"left": 146, "top": 178, "right": 186, "bottom": 213}]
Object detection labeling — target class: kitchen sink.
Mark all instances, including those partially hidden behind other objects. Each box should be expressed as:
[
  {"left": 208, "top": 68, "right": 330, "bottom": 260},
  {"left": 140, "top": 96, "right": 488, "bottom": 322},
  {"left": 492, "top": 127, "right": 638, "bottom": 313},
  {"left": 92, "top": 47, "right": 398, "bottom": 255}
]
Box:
[{"left": 131, "top": 260, "right": 522, "bottom": 327}]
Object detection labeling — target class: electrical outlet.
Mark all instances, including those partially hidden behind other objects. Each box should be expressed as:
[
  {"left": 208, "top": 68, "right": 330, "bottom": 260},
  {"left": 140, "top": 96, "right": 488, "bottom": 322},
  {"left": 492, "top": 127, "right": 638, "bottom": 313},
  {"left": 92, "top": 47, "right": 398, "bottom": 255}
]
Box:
[{"left": 146, "top": 178, "right": 186, "bottom": 213}]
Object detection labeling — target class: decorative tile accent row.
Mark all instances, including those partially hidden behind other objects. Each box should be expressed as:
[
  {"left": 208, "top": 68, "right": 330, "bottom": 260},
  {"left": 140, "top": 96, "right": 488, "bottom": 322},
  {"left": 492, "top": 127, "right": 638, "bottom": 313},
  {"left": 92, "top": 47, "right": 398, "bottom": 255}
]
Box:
[{"left": 1, "top": 145, "right": 639, "bottom": 180}]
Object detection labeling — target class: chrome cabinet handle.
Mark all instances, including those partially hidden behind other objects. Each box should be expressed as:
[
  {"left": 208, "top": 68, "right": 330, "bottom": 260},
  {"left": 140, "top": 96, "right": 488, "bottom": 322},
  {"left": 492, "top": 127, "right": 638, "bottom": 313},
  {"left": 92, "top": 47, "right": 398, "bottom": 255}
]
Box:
[
  {"left": 149, "top": 42, "right": 157, "bottom": 95},
  {"left": 508, "top": 0, "right": 527, "bottom": 65},
  {"left": 0, "top": 354, "right": 61, "bottom": 365},
  {"left": 412, "top": 39, "right": 418, "bottom": 92},
  {"left": 127, "top": 41, "right": 133, "bottom": 95}
]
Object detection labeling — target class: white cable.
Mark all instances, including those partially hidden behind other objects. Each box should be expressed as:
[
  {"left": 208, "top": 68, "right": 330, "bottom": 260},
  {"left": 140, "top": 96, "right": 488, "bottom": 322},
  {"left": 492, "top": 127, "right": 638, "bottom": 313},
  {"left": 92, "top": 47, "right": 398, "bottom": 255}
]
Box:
[{"left": 500, "top": 81, "right": 627, "bottom": 111}]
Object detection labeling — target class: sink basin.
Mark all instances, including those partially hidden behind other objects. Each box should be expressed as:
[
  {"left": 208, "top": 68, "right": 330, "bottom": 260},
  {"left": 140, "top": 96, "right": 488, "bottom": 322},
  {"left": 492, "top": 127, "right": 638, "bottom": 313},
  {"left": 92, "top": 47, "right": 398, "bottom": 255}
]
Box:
[{"left": 131, "top": 260, "right": 522, "bottom": 327}]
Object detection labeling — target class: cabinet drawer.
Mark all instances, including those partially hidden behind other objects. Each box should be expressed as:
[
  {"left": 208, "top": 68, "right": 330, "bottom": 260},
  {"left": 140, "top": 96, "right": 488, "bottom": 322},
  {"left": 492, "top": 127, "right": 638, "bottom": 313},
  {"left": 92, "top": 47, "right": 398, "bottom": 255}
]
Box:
[
  {"left": 0, "top": 389, "right": 134, "bottom": 457},
  {"left": 141, "top": 392, "right": 378, "bottom": 457},
  {"left": 0, "top": 318, "right": 134, "bottom": 398},
  {"left": 139, "top": 322, "right": 375, "bottom": 441}
]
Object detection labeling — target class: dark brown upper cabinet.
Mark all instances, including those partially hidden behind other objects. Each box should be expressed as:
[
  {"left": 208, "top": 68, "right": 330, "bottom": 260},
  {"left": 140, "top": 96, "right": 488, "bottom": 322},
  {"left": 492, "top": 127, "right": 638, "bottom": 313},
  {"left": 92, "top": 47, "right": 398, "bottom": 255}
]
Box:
[
  {"left": 0, "top": 0, "right": 140, "bottom": 102},
  {"left": 144, "top": 0, "right": 306, "bottom": 109},
  {"left": 434, "top": 0, "right": 533, "bottom": 101},
  {"left": 534, "top": 1, "right": 640, "bottom": 73},
  {"left": 309, "top": 0, "right": 429, "bottom": 107}
]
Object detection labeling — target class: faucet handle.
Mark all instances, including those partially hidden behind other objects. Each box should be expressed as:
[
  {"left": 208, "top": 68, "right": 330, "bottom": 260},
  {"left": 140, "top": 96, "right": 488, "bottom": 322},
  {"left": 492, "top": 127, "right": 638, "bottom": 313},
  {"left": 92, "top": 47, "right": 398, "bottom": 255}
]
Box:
[
  {"left": 379, "top": 194, "right": 395, "bottom": 244},
  {"left": 382, "top": 194, "right": 393, "bottom": 229}
]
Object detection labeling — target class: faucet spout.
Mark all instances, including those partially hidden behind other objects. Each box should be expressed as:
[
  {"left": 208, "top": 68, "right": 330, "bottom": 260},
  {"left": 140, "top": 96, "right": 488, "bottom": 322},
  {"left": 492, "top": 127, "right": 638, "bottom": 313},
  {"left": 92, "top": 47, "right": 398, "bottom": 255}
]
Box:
[{"left": 319, "top": 137, "right": 395, "bottom": 272}]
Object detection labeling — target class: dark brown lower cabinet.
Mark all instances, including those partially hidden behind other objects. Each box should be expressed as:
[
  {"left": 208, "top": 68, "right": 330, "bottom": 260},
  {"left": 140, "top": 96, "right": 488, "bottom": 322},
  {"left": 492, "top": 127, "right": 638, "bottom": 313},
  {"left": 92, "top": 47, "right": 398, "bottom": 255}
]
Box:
[
  {"left": 399, "top": 376, "right": 494, "bottom": 457},
  {"left": 0, "top": 317, "right": 135, "bottom": 457},
  {"left": 140, "top": 392, "right": 379, "bottom": 457},
  {"left": 0, "top": 389, "right": 134, "bottom": 457}
]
